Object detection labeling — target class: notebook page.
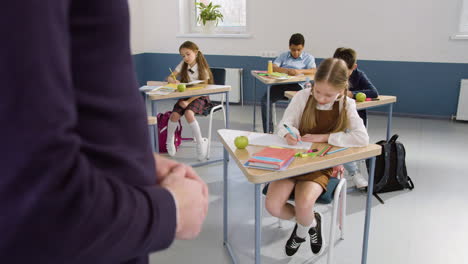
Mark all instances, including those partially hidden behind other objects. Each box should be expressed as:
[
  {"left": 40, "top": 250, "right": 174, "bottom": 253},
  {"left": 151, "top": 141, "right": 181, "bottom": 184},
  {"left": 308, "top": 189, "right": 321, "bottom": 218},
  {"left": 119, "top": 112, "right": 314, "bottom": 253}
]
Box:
[{"left": 248, "top": 133, "right": 312, "bottom": 150}]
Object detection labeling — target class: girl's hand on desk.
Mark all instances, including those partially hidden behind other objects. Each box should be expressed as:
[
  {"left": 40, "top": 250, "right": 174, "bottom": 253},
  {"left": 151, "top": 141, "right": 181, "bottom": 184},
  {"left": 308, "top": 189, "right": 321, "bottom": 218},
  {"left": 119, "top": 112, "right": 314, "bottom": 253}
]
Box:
[
  {"left": 178, "top": 100, "right": 189, "bottom": 109},
  {"left": 285, "top": 133, "right": 301, "bottom": 145},
  {"left": 302, "top": 133, "right": 329, "bottom": 143}
]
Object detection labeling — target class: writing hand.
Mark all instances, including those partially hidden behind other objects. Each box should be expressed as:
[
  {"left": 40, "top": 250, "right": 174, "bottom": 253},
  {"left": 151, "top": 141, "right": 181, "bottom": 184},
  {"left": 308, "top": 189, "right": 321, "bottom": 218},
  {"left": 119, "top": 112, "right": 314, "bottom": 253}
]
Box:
[{"left": 285, "top": 133, "right": 301, "bottom": 145}]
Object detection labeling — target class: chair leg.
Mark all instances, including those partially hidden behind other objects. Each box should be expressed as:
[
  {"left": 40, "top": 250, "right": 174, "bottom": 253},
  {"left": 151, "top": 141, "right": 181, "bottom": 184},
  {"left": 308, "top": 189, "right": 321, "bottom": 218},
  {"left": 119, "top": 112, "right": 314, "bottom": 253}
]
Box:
[
  {"left": 207, "top": 109, "right": 215, "bottom": 160},
  {"left": 272, "top": 103, "right": 277, "bottom": 132},
  {"left": 327, "top": 196, "right": 339, "bottom": 264},
  {"left": 340, "top": 180, "right": 347, "bottom": 240},
  {"left": 327, "top": 179, "right": 346, "bottom": 264}
]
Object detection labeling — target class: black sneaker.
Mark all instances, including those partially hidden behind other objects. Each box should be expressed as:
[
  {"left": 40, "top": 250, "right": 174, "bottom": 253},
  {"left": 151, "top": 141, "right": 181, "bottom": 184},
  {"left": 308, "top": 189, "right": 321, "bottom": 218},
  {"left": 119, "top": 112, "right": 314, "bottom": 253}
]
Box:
[
  {"left": 285, "top": 224, "right": 306, "bottom": 256},
  {"left": 309, "top": 212, "right": 324, "bottom": 254}
]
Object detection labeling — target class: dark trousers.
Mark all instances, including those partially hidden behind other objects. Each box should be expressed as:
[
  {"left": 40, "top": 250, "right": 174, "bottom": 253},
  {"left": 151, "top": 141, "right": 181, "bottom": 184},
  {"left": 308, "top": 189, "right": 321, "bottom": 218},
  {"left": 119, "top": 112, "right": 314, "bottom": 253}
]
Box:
[
  {"left": 260, "top": 83, "right": 302, "bottom": 133},
  {"left": 358, "top": 110, "right": 368, "bottom": 127}
]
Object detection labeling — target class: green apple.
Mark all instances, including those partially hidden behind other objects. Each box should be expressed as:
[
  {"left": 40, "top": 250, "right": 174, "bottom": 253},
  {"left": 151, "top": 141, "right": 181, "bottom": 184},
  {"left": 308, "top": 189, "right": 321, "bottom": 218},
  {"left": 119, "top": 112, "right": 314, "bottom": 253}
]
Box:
[
  {"left": 355, "top": 92, "right": 366, "bottom": 102},
  {"left": 234, "top": 136, "right": 249, "bottom": 149},
  {"left": 177, "top": 84, "right": 186, "bottom": 92}
]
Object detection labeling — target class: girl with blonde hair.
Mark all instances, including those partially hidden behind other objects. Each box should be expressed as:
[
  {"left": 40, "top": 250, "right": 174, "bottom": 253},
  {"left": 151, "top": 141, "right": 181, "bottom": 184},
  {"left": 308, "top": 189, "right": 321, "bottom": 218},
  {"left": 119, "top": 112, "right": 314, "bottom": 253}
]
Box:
[{"left": 265, "top": 58, "right": 369, "bottom": 256}]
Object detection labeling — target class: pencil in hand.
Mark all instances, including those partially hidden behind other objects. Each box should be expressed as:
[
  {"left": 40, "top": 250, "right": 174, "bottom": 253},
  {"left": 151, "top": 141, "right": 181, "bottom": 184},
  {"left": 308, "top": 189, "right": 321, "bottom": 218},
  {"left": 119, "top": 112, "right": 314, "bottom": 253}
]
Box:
[{"left": 169, "top": 67, "right": 177, "bottom": 82}]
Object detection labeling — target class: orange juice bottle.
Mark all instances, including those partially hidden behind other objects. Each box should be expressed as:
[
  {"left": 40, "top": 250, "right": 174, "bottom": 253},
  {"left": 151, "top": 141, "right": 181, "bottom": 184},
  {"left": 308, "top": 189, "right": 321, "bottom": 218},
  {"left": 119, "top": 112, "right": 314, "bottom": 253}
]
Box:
[{"left": 267, "top": 60, "right": 273, "bottom": 74}]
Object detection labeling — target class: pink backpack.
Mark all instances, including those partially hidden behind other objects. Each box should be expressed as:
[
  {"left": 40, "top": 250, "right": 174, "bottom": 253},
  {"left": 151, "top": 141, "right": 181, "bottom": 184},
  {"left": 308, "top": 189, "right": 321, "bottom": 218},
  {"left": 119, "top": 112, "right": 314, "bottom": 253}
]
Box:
[{"left": 157, "top": 111, "right": 182, "bottom": 153}]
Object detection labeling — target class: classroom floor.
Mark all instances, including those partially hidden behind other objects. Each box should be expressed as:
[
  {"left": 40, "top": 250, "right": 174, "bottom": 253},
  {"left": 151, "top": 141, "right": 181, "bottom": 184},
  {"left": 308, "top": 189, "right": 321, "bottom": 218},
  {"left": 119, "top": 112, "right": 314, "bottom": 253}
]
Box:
[{"left": 149, "top": 101, "right": 468, "bottom": 264}]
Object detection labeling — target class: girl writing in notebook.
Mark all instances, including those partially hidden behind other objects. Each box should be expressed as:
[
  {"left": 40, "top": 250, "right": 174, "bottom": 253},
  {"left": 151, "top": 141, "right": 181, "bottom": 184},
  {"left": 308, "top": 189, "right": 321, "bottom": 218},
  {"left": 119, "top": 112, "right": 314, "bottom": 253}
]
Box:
[
  {"left": 166, "top": 41, "right": 214, "bottom": 160},
  {"left": 265, "top": 58, "right": 369, "bottom": 257}
]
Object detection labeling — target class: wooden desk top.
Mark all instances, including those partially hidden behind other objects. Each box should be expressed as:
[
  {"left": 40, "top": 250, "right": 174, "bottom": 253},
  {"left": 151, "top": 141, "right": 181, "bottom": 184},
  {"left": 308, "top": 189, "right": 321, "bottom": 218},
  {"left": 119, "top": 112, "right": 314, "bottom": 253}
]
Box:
[
  {"left": 146, "top": 81, "right": 231, "bottom": 101},
  {"left": 283, "top": 91, "right": 397, "bottom": 110},
  {"left": 217, "top": 129, "right": 381, "bottom": 184},
  {"left": 251, "top": 70, "right": 314, "bottom": 85}
]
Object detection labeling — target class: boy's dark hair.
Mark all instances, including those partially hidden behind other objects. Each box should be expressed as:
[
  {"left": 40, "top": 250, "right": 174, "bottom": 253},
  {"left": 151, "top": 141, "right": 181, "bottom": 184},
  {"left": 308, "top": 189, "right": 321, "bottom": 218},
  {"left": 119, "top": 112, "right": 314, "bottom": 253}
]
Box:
[
  {"left": 289, "top": 33, "right": 305, "bottom": 46},
  {"left": 333, "top": 47, "right": 357, "bottom": 69}
]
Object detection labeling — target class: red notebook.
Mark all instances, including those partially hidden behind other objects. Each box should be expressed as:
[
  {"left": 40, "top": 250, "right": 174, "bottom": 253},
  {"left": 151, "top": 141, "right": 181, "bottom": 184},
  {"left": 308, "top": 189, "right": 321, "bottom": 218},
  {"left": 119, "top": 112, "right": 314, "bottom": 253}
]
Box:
[{"left": 247, "top": 147, "right": 296, "bottom": 170}]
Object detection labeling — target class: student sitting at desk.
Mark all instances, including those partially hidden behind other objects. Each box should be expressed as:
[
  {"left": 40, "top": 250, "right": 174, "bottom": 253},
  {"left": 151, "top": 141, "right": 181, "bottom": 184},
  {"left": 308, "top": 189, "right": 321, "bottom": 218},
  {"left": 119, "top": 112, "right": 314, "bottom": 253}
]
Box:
[
  {"left": 166, "top": 41, "right": 214, "bottom": 161},
  {"left": 333, "top": 47, "right": 379, "bottom": 188},
  {"left": 265, "top": 58, "right": 369, "bottom": 257},
  {"left": 261, "top": 33, "right": 317, "bottom": 133}
]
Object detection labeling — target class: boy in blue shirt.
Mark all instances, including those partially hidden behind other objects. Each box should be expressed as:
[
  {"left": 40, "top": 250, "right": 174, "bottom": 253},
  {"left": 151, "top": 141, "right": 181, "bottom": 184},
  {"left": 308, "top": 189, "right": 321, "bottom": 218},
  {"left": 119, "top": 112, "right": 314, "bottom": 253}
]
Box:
[
  {"left": 261, "top": 33, "right": 317, "bottom": 133},
  {"left": 333, "top": 47, "right": 379, "bottom": 188}
]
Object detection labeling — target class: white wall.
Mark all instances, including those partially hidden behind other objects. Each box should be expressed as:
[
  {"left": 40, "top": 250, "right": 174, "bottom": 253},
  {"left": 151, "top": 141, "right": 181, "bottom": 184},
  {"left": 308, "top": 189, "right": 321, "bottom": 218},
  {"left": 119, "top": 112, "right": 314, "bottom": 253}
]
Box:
[
  {"left": 132, "top": 0, "right": 468, "bottom": 63},
  {"left": 128, "top": 0, "right": 145, "bottom": 54}
]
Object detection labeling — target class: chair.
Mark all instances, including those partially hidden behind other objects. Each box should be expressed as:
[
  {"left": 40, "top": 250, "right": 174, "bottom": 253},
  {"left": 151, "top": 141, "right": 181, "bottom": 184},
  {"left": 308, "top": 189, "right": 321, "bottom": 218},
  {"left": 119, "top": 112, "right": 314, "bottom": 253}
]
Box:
[
  {"left": 200, "top": 68, "right": 227, "bottom": 159},
  {"left": 262, "top": 172, "right": 347, "bottom": 264},
  {"left": 147, "top": 116, "right": 157, "bottom": 152}
]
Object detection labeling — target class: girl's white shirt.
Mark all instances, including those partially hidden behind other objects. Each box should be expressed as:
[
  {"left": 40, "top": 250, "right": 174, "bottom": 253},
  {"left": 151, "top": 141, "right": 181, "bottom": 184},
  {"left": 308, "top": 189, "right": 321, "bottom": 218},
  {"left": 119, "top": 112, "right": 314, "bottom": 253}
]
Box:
[
  {"left": 175, "top": 61, "right": 210, "bottom": 82},
  {"left": 277, "top": 88, "right": 369, "bottom": 147}
]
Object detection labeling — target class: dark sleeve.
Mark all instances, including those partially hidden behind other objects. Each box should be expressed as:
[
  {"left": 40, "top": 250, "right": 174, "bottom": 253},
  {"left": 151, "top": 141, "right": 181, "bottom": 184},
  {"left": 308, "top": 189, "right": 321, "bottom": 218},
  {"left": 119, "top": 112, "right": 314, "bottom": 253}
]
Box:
[
  {"left": 0, "top": 1, "right": 176, "bottom": 263},
  {"left": 350, "top": 70, "right": 379, "bottom": 98}
]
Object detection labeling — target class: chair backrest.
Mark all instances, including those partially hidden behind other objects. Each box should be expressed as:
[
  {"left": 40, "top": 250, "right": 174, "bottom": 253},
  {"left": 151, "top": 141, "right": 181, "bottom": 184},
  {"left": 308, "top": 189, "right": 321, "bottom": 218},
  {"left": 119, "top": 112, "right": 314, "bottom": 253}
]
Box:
[{"left": 210, "top": 67, "right": 226, "bottom": 85}]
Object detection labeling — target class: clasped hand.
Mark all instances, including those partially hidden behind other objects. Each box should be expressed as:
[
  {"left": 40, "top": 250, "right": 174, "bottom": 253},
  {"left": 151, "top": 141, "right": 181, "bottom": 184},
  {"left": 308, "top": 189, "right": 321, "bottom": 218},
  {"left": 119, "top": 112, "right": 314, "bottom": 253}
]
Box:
[{"left": 154, "top": 154, "right": 209, "bottom": 240}]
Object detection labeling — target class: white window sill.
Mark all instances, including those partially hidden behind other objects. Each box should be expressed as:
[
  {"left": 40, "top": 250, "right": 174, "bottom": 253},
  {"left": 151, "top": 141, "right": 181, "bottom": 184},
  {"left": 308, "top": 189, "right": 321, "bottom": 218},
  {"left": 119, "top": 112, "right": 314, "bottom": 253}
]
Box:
[
  {"left": 451, "top": 34, "right": 468, "bottom": 40},
  {"left": 176, "top": 33, "right": 251, "bottom": 38}
]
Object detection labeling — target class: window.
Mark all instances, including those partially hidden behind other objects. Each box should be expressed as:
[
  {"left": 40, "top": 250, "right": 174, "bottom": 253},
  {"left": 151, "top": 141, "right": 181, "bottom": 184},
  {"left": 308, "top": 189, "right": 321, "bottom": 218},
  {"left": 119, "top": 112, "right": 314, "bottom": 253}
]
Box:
[
  {"left": 453, "top": 0, "right": 468, "bottom": 39},
  {"left": 178, "top": 0, "right": 248, "bottom": 37}
]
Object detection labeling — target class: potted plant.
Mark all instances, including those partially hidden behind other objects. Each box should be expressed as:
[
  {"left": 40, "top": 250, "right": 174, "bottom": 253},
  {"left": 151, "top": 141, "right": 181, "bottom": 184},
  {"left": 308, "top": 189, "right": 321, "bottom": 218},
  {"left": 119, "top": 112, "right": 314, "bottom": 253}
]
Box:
[{"left": 196, "top": 2, "right": 224, "bottom": 33}]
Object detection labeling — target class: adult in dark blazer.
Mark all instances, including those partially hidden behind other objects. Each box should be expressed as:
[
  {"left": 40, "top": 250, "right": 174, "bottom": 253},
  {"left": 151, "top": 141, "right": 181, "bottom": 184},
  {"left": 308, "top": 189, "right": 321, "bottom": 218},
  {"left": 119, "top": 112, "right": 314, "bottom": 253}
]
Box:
[{"left": 0, "top": 0, "right": 208, "bottom": 263}]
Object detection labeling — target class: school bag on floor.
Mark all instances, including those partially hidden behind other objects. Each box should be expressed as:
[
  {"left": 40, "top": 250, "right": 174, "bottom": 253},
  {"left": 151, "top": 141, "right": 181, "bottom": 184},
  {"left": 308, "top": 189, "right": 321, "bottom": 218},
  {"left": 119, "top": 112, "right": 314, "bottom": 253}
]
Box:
[
  {"left": 367, "top": 134, "right": 414, "bottom": 204},
  {"left": 157, "top": 111, "right": 182, "bottom": 153}
]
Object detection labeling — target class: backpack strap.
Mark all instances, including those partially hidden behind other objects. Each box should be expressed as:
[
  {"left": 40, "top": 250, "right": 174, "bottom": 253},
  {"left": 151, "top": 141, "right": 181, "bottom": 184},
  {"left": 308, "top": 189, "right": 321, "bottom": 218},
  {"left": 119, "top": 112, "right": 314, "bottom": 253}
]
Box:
[
  {"left": 389, "top": 134, "right": 399, "bottom": 143},
  {"left": 374, "top": 142, "right": 391, "bottom": 193},
  {"left": 395, "top": 142, "right": 415, "bottom": 190}
]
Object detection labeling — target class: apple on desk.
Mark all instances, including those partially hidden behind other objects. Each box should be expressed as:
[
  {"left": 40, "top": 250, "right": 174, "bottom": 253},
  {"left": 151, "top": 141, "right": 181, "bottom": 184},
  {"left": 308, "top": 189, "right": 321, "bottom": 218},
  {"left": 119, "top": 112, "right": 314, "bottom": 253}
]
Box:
[
  {"left": 177, "top": 84, "right": 186, "bottom": 92},
  {"left": 355, "top": 92, "right": 366, "bottom": 102}
]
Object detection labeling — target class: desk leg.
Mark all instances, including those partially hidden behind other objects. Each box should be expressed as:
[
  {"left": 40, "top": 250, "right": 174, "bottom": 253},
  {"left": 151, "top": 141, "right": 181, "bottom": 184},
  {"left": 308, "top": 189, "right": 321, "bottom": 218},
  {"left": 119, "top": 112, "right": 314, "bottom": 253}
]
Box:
[
  {"left": 386, "top": 104, "right": 393, "bottom": 141},
  {"left": 253, "top": 78, "right": 257, "bottom": 131},
  {"left": 254, "top": 184, "right": 262, "bottom": 264},
  {"left": 266, "top": 85, "right": 271, "bottom": 134},
  {"left": 226, "top": 92, "right": 230, "bottom": 129},
  {"left": 362, "top": 157, "right": 376, "bottom": 264},
  {"left": 223, "top": 147, "right": 229, "bottom": 244},
  {"left": 152, "top": 101, "right": 159, "bottom": 152},
  {"left": 149, "top": 125, "right": 155, "bottom": 152}
]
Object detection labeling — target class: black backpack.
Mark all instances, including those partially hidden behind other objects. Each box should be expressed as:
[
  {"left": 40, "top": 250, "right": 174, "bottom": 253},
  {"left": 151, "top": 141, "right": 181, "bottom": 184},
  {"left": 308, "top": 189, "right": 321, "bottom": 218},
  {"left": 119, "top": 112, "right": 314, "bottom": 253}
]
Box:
[{"left": 367, "top": 134, "right": 414, "bottom": 204}]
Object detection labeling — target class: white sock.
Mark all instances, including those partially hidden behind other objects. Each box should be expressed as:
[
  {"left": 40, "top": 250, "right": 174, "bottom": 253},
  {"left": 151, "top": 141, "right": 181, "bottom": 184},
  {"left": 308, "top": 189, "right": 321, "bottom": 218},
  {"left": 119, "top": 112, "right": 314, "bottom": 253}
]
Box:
[
  {"left": 310, "top": 218, "right": 317, "bottom": 228},
  {"left": 166, "top": 120, "right": 178, "bottom": 144},
  {"left": 189, "top": 120, "right": 203, "bottom": 143},
  {"left": 296, "top": 222, "right": 312, "bottom": 239}
]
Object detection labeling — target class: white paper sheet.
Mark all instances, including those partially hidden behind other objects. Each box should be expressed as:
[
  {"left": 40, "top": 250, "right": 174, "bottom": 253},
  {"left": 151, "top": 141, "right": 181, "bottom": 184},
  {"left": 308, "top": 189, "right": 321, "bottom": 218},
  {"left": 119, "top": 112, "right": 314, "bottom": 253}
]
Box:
[
  {"left": 248, "top": 133, "right": 312, "bottom": 150},
  {"left": 180, "top": 80, "right": 204, "bottom": 86}
]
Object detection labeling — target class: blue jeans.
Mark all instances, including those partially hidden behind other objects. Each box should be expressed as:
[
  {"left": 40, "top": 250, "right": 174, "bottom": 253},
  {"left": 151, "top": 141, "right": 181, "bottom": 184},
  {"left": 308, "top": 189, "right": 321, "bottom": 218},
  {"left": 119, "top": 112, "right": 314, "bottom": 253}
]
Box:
[{"left": 344, "top": 161, "right": 358, "bottom": 175}]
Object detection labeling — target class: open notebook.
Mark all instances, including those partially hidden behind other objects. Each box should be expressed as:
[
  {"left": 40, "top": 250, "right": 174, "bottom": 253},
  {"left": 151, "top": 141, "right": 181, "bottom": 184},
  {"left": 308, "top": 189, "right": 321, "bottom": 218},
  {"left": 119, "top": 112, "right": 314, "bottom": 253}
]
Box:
[{"left": 248, "top": 132, "right": 312, "bottom": 150}]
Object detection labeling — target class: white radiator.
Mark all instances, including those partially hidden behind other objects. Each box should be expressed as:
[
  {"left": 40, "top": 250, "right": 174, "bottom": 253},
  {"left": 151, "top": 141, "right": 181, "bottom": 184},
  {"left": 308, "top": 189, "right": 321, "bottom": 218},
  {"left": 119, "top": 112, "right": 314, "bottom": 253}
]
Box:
[
  {"left": 210, "top": 68, "right": 243, "bottom": 104},
  {"left": 456, "top": 79, "right": 468, "bottom": 121}
]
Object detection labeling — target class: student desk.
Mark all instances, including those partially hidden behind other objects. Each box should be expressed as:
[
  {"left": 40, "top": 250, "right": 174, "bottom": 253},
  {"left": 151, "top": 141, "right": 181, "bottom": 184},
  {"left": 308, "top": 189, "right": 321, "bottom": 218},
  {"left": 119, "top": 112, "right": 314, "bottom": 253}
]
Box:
[
  {"left": 284, "top": 91, "right": 397, "bottom": 141},
  {"left": 217, "top": 129, "right": 381, "bottom": 264},
  {"left": 251, "top": 71, "right": 314, "bottom": 133},
  {"left": 145, "top": 81, "right": 231, "bottom": 167}
]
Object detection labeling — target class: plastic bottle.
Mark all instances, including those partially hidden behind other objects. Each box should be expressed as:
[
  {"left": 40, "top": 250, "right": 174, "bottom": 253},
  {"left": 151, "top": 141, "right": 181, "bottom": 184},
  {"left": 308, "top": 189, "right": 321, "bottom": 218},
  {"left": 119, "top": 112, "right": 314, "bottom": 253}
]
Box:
[
  {"left": 304, "top": 77, "right": 312, "bottom": 89},
  {"left": 267, "top": 60, "right": 273, "bottom": 74}
]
